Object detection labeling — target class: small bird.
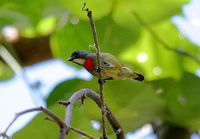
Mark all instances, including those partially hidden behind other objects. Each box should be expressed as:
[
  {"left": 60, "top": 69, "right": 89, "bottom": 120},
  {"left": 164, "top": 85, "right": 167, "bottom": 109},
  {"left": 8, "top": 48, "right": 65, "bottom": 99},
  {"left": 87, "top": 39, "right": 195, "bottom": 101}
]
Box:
[{"left": 68, "top": 50, "right": 144, "bottom": 81}]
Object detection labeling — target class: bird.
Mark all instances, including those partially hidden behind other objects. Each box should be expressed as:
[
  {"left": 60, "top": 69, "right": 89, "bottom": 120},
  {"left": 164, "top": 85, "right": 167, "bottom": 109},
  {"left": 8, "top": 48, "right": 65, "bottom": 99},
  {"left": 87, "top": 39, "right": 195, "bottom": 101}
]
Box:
[{"left": 68, "top": 50, "right": 144, "bottom": 81}]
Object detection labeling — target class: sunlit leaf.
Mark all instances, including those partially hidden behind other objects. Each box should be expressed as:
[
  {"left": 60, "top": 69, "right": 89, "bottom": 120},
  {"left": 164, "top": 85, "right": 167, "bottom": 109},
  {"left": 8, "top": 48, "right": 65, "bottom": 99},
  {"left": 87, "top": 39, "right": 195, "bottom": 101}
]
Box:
[
  {"left": 112, "top": 0, "right": 189, "bottom": 28},
  {"left": 153, "top": 19, "right": 200, "bottom": 73},
  {"left": 50, "top": 16, "right": 140, "bottom": 60},
  {"left": 36, "top": 16, "right": 57, "bottom": 36},
  {"left": 0, "top": 0, "right": 66, "bottom": 37},
  {"left": 120, "top": 29, "right": 183, "bottom": 80}
]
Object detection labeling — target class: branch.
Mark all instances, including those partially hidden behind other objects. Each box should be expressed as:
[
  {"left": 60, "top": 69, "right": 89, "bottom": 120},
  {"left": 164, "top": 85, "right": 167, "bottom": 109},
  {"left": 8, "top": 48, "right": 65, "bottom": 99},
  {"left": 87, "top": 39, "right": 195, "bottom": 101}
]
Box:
[
  {"left": 71, "top": 127, "right": 97, "bottom": 139},
  {"left": 132, "top": 12, "right": 200, "bottom": 64},
  {"left": 45, "top": 115, "right": 96, "bottom": 139},
  {"left": 0, "top": 107, "right": 67, "bottom": 139},
  {"left": 0, "top": 106, "right": 96, "bottom": 139},
  {"left": 82, "top": 3, "right": 107, "bottom": 139},
  {"left": 63, "top": 88, "right": 124, "bottom": 139}
]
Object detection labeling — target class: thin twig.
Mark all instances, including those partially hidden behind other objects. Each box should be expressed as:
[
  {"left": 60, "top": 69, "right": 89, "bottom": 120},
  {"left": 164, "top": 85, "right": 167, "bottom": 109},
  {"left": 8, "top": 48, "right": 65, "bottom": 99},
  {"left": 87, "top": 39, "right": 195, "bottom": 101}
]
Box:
[
  {"left": 132, "top": 12, "right": 200, "bottom": 64},
  {"left": 0, "top": 132, "right": 11, "bottom": 139},
  {"left": 82, "top": 3, "right": 107, "bottom": 139},
  {"left": 64, "top": 88, "right": 124, "bottom": 139},
  {"left": 45, "top": 114, "right": 95, "bottom": 139},
  {"left": 71, "top": 127, "right": 97, "bottom": 139},
  {"left": 0, "top": 106, "right": 96, "bottom": 139}
]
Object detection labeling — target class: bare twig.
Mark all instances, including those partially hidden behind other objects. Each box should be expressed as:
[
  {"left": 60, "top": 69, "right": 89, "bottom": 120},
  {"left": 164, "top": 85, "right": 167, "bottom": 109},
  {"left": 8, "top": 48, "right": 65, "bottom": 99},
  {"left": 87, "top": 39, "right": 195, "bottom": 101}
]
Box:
[
  {"left": 0, "top": 106, "right": 97, "bottom": 139},
  {"left": 82, "top": 3, "right": 107, "bottom": 139},
  {"left": 132, "top": 12, "right": 200, "bottom": 64},
  {"left": 71, "top": 127, "right": 97, "bottom": 139},
  {"left": 45, "top": 113, "right": 95, "bottom": 139},
  {"left": 0, "top": 132, "right": 11, "bottom": 139},
  {"left": 0, "top": 107, "right": 67, "bottom": 139},
  {"left": 64, "top": 88, "right": 124, "bottom": 139}
]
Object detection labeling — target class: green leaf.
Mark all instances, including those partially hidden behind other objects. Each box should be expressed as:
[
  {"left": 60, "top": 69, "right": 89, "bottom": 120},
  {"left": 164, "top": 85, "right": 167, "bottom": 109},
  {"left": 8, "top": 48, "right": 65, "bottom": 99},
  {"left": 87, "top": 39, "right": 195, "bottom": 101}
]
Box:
[
  {"left": 83, "top": 80, "right": 166, "bottom": 132},
  {"left": 88, "top": 44, "right": 97, "bottom": 53},
  {"left": 112, "top": 0, "right": 189, "bottom": 28},
  {"left": 46, "top": 78, "right": 83, "bottom": 107},
  {"left": 0, "top": 0, "right": 66, "bottom": 37},
  {"left": 96, "top": 16, "right": 140, "bottom": 55},
  {"left": 152, "top": 72, "right": 200, "bottom": 130},
  {"left": 36, "top": 16, "right": 57, "bottom": 36},
  {"left": 120, "top": 29, "right": 183, "bottom": 80},
  {"left": 50, "top": 21, "right": 93, "bottom": 60},
  {"left": 183, "top": 57, "right": 200, "bottom": 74},
  {"left": 50, "top": 16, "right": 140, "bottom": 60},
  {"left": 152, "top": 19, "right": 200, "bottom": 73}
]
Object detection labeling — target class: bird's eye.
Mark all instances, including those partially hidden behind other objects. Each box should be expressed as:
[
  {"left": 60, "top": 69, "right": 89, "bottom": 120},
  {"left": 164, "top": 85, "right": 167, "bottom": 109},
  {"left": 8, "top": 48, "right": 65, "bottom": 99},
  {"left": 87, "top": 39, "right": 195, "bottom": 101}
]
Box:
[
  {"left": 72, "top": 52, "right": 79, "bottom": 57},
  {"left": 103, "top": 62, "right": 109, "bottom": 66}
]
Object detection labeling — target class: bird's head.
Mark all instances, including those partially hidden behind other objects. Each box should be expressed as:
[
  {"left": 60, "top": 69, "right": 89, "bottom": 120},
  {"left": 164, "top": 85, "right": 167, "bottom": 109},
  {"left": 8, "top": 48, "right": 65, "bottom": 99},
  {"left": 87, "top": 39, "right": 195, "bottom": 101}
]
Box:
[{"left": 68, "top": 50, "right": 95, "bottom": 71}]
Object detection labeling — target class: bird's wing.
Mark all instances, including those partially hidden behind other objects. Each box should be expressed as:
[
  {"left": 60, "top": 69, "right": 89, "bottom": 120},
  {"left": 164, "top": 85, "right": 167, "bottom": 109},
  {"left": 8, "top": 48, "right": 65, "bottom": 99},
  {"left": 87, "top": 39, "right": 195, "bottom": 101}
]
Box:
[{"left": 100, "top": 53, "right": 122, "bottom": 69}]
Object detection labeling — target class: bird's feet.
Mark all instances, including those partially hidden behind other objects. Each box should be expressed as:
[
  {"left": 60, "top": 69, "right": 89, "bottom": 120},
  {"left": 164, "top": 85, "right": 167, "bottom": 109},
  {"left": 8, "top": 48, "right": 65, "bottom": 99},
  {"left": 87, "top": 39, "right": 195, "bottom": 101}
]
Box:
[{"left": 98, "top": 79, "right": 105, "bottom": 85}]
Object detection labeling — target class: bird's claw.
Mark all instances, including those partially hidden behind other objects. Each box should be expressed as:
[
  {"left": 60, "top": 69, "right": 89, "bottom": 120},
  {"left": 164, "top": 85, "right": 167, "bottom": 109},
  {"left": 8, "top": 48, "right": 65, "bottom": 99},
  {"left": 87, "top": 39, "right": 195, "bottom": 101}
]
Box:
[
  {"left": 58, "top": 100, "right": 70, "bottom": 106},
  {"left": 95, "top": 67, "right": 102, "bottom": 73},
  {"left": 98, "top": 79, "right": 105, "bottom": 85}
]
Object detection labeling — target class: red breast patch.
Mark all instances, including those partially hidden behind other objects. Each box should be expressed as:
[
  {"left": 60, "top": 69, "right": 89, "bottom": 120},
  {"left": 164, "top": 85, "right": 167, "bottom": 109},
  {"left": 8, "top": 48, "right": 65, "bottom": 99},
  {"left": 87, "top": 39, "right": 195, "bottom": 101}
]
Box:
[{"left": 84, "top": 57, "right": 94, "bottom": 71}]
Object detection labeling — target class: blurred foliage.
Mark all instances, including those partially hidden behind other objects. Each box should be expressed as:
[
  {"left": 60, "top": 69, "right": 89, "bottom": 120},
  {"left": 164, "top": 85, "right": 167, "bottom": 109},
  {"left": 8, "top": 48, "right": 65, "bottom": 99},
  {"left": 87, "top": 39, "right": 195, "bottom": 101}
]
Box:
[
  {"left": 0, "top": 61, "right": 13, "bottom": 81},
  {"left": 1, "top": 0, "right": 200, "bottom": 138}
]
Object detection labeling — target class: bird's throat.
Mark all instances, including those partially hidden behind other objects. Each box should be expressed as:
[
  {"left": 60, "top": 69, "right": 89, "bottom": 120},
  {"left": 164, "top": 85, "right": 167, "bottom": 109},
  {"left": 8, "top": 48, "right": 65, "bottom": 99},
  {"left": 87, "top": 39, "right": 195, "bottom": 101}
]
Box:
[
  {"left": 84, "top": 57, "right": 94, "bottom": 71},
  {"left": 72, "top": 58, "right": 85, "bottom": 66}
]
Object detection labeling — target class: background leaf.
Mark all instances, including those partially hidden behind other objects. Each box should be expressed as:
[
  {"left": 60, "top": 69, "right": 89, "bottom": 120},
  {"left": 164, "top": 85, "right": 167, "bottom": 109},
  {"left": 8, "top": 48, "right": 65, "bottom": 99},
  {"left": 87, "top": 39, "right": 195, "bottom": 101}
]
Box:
[
  {"left": 46, "top": 78, "right": 84, "bottom": 107},
  {"left": 152, "top": 72, "right": 200, "bottom": 130}
]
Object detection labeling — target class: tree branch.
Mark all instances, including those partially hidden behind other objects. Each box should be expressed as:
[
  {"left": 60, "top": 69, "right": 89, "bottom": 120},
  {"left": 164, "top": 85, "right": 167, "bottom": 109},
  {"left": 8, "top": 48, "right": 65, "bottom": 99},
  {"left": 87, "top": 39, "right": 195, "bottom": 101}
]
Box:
[
  {"left": 82, "top": 3, "right": 107, "bottom": 139},
  {"left": 132, "top": 11, "right": 200, "bottom": 64},
  {"left": 0, "top": 107, "right": 67, "bottom": 139},
  {"left": 0, "top": 106, "right": 97, "bottom": 139},
  {"left": 63, "top": 88, "right": 124, "bottom": 139}
]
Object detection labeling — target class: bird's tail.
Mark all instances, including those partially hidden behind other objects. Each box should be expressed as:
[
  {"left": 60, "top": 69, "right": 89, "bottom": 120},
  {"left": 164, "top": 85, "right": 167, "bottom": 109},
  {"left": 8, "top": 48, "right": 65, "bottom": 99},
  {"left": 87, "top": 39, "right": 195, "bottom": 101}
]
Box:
[
  {"left": 133, "top": 73, "right": 144, "bottom": 81},
  {"left": 122, "top": 67, "right": 144, "bottom": 81}
]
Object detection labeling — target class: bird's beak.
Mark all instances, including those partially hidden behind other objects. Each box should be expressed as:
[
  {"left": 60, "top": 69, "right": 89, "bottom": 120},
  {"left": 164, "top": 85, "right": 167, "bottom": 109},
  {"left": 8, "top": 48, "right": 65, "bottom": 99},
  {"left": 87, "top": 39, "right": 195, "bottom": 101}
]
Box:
[{"left": 68, "top": 57, "right": 74, "bottom": 61}]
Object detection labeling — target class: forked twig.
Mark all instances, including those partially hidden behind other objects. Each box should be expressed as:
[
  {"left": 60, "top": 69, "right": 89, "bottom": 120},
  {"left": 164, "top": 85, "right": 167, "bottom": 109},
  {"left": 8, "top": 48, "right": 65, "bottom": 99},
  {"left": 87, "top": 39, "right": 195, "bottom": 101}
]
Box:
[
  {"left": 64, "top": 88, "right": 124, "bottom": 139},
  {"left": 0, "top": 106, "right": 96, "bottom": 139}
]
